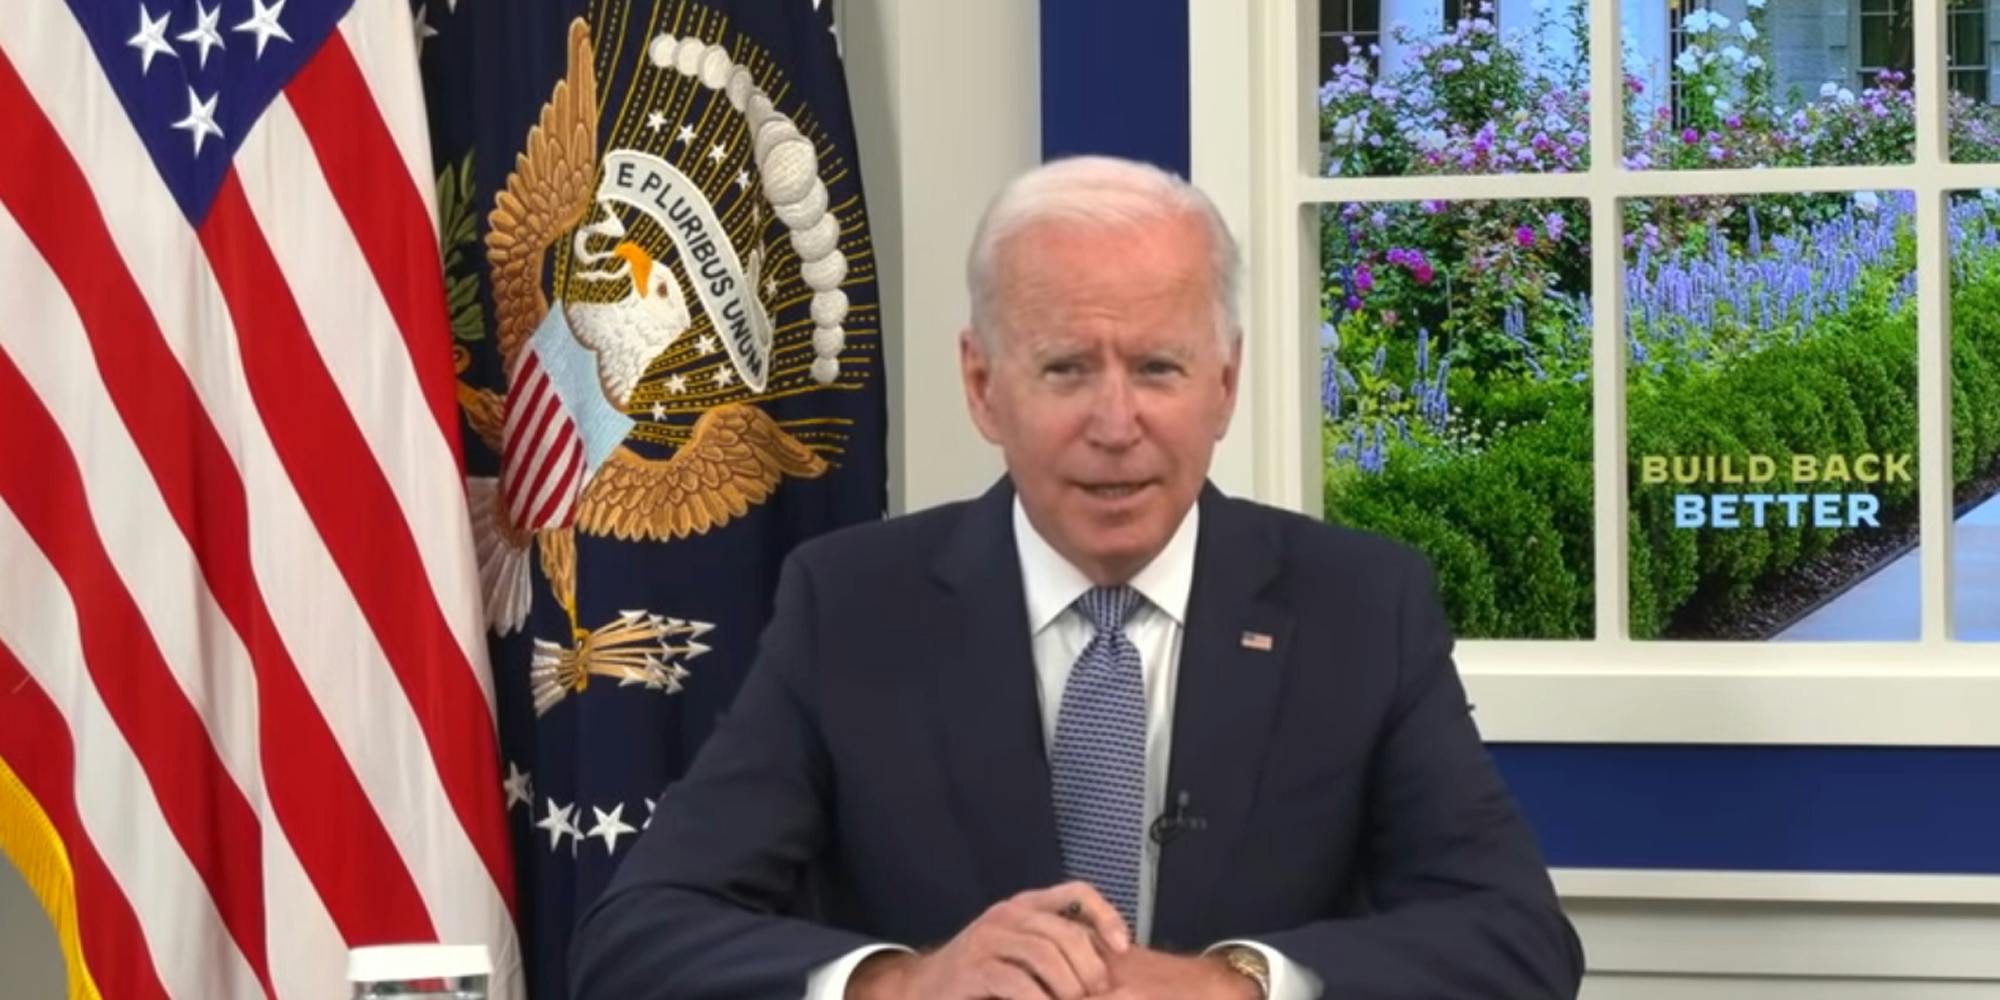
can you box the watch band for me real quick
[1218,944,1272,998]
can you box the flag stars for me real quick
[644,798,658,830]
[663,374,688,395]
[735,169,750,191]
[586,804,639,854]
[177,2,226,70]
[649,401,667,422]
[172,86,224,155]
[708,142,728,164]
[646,110,668,132]
[413,3,439,53]
[675,124,697,146]
[127,5,178,76]
[234,0,294,59]
[714,366,736,389]
[763,275,779,298]
[502,762,533,811]
[535,798,581,853]
[697,333,719,356]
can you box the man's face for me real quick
[962,211,1240,584]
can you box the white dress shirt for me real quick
[803,499,1321,999]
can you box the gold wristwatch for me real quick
[1216,944,1272,998]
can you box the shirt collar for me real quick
[1013,494,1199,634]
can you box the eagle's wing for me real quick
[485,17,601,370]
[575,403,829,542]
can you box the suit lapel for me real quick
[929,479,1066,903]
[1151,487,1292,950]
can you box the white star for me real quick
[646,110,668,132]
[649,401,667,421]
[714,366,736,389]
[176,2,226,70]
[708,142,728,164]
[234,0,293,59]
[502,762,532,811]
[413,3,439,54]
[127,5,178,76]
[663,374,688,395]
[535,798,579,852]
[735,169,750,191]
[171,87,224,156]
[697,333,719,355]
[644,798,658,830]
[586,804,639,854]
[762,275,778,298]
[676,124,697,146]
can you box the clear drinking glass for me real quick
[347,944,491,1000]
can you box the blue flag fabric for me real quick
[416,2,885,994]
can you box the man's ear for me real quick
[960,328,1003,444]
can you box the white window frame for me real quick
[1192,0,2000,748]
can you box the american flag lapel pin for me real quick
[1240,630,1274,652]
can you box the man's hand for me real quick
[846,881,1130,1000]
[1097,946,1260,1000]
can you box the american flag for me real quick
[0,1,521,997]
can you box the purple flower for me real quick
[1546,211,1567,242]
[1725,115,1743,129]
[1355,266,1375,292]
[1414,262,1435,284]
[1347,295,1363,311]
[1516,226,1536,248]
[1682,128,1700,144]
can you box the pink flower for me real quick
[1414,263,1436,284]
[1515,226,1536,247]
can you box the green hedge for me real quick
[1326,262,2000,640]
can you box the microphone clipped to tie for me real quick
[1149,790,1206,846]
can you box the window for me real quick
[1667,0,1714,127]
[1858,0,1986,101]
[1319,0,1381,82]
[1857,0,1916,88]
[1951,0,1989,101]
[1197,0,2000,745]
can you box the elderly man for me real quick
[571,156,1583,999]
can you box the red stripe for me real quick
[529,436,585,528]
[503,374,558,502]
[0,52,439,950]
[200,176,518,910]
[0,642,173,1000]
[519,408,581,527]
[501,353,543,443]
[0,347,274,998]
[283,32,461,472]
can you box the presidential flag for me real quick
[0,1,521,998]
[416,1,886,994]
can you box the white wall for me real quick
[840,0,1040,514]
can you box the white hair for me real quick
[965,155,1242,352]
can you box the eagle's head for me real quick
[567,240,694,406]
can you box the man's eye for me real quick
[1140,359,1184,376]
[1044,360,1085,377]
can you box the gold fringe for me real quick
[0,754,104,1000]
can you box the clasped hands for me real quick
[846,881,1256,1000]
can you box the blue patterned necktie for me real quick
[1049,585,1147,931]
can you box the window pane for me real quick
[1953,69,1989,104]
[1318,0,1589,177]
[1318,199,1593,639]
[1950,193,2000,641]
[1625,192,1919,640]
[1626,2,1914,169]
[1951,11,1985,63]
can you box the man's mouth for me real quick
[1080,481,1150,499]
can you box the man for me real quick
[571,156,1584,999]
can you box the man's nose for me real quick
[1085,373,1142,449]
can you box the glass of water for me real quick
[347,944,490,1000]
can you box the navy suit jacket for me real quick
[572,481,1583,999]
